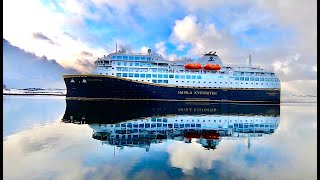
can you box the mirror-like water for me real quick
[3,96,317,180]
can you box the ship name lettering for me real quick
[194,91,217,95]
[178,91,193,95]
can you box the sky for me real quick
[3,0,317,93]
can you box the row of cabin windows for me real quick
[115,120,277,127]
[115,123,202,128]
[116,73,279,82]
[173,81,275,86]
[112,56,152,61]
[116,62,152,67]
[234,72,275,76]
[113,123,277,129]
[235,77,279,82]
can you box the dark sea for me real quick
[3,95,317,180]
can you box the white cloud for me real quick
[3,0,107,73]
[170,15,237,60]
[155,41,166,56]
[140,46,150,53]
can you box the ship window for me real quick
[186,75,191,79]
[152,80,157,83]
[180,75,185,79]
[152,74,157,78]
[146,74,151,78]
[140,74,145,78]
[129,56,134,60]
[265,78,269,81]
[134,74,139,77]
[197,75,202,79]
[129,73,133,77]
[117,56,122,60]
[192,75,196,79]
[271,78,275,82]
[164,80,168,83]
[175,75,179,79]
[240,77,244,81]
[123,56,128,60]
[117,62,121,66]
[158,80,163,83]
[123,62,127,66]
[260,78,264,81]
[141,57,146,60]
[169,74,174,78]
[116,73,121,77]
[255,77,259,81]
[164,74,168,78]
[135,57,140,60]
[111,56,116,60]
[250,77,254,81]
[146,57,151,61]
[123,73,128,77]
[235,77,239,80]
[158,74,163,78]
[245,77,249,81]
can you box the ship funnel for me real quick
[246,54,252,67]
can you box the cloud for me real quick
[3,0,317,88]
[80,51,93,57]
[140,46,150,53]
[170,15,238,60]
[155,41,166,56]
[75,59,95,74]
[33,32,59,45]
[3,39,80,88]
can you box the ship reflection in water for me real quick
[62,100,280,152]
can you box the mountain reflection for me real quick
[62,100,280,151]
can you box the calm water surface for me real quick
[3,96,317,180]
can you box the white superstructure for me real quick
[91,50,281,90]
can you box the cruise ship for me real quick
[62,100,280,151]
[63,49,281,103]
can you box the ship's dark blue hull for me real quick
[63,75,280,103]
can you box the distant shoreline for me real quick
[3,93,66,96]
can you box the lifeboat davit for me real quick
[184,63,202,69]
[203,64,221,71]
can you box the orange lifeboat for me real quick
[202,132,220,140]
[184,132,201,139]
[184,63,202,70]
[203,64,221,71]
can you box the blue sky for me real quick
[3,0,317,89]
